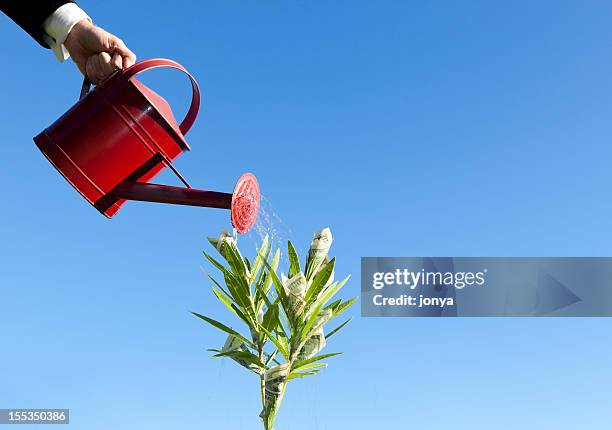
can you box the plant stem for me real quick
[260,374,266,408]
[259,347,266,409]
[259,346,269,430]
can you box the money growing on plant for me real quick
[193,228,356,430]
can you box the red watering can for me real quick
[33,58,260,233]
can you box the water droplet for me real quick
[241,195,295,255]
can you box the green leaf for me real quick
[223,240,249,279]
[325,319,351,339]
[287,241,301,278]
[250,234,269,286]
[287,370,321,380]
[243,255,251,273]
[262,249,281,297]
[277,328,290,356]
[275,308,289,338]
[305,258,336,303]
[205,252,252,316]
[255,249,281,315]
[264,350,278,366]
[307,275,350,322]
[222,271,255,321]
[192,312,255,348]
[258,324,289,359]
[333,297,357,318]
[208,275,233,301]
[263,259,291,318]
[211,286,237,315]
[293,362,327,372]
[324,299,342,312]
[253,245,273,313]
[213,350,267,369]
[292,352,342,371]
[225,249,252,294]
[213,253,254,318]
[212,287,253,329]
[257,281,274,311]
[204,252,228,274]
[300,279,346,343]
[262,303,279,333]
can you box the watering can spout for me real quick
[112,182,233,209]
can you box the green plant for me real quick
[193,228,356,430]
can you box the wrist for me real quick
[42,3,92,62]
[68,18,94,37]
[65,18,93,46]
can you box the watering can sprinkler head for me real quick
[33,58,260,233]
[230,173,260,234]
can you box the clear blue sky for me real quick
[2,1,612,429]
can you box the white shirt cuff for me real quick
[42,3,92,62]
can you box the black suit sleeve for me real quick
[0,0,75,48]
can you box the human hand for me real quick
[64,19,136,84]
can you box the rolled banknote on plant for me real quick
[297,327,326,360]
[317,255,335,288]
[222,335,262,374]
[208,230,250,276]
[284,272,307,316]
[261,363,291,425]
[265,363,290,397]
[305,228,333,279]
[297,308,333,360]
[208,230,237,259]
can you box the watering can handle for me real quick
[79,58,201,135]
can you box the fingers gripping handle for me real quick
[78,58,201,135]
